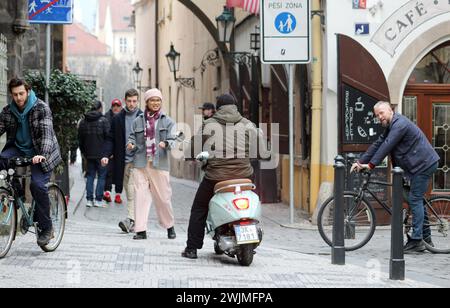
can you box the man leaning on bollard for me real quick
[350,101,440,254]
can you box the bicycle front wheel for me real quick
[0,188,17,259]
[424,196,450,254]
[40,184,67,253]
[318,192,376,251]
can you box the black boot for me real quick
[167,227,176,239]
[404,238,426,254]
[37,228,54,247]
[181,247,197,259]
[133,231,147,240]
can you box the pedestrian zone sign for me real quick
[261,0,311,64]
[28,0,74,24]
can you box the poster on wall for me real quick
[342,84,385,144]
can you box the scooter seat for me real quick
[214,179,255,193]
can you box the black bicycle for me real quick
[0,157,67,258]
[317,169,450,253]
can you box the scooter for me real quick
[196,151,263,266]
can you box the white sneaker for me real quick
[94,200,107,208]
[86,200,94,208]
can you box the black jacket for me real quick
[103,109,142,187]
[78,111,110,159]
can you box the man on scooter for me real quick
[182,94,267,259]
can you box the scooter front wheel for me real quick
[237,244,254,266]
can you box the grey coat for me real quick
[127,111,176,171]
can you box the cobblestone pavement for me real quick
[0,163,447,288]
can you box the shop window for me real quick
[403,96,417,124]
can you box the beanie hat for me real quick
[216,94,236,110]
[144,88,163,103]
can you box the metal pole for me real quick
[289,64,295,225]
[390,167,405,280]
[332,157,346,265]
[45,24,51,104]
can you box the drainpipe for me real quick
[309,0,323,213]
[155,0,159,88]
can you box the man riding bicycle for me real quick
[351,101,439,254]
[0,78,62,247]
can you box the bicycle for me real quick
[0,157,67,258]
[317,169,450,253]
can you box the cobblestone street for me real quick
[0,163,448,288]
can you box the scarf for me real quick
[144,109,161,158]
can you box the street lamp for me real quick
[132,61,143,90]
[216,6,236,44]
[165,44,195,89]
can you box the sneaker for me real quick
[115,194,123,204]
[103,191,112,203]
[37,228,54,247]
[118,218,134,233]
[181,247,197,259]
[167,227,176,239]
[94,200,106,208]
[133,231,147,240]
[424,236,435,248]
[86,200,94,208]
[404,239,426,254]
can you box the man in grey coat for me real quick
[352,101,440,254]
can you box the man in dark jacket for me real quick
[78,100,110,208]
[102,89,142,233]
[0,78,62,247]
[182,94,268,259]
[103,98,123,203]
[351,101,440,254]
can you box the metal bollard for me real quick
[332,158,346,265]
[390,167,405,280]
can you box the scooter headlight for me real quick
[233,198,250,210]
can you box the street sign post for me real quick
[260,0,311,224]
[28,0,74,103]
[260,0,311,64]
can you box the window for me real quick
[408,44,450,84]
[120,38,127,53]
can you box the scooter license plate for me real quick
[234,225,259,244]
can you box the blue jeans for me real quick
[0,146,52,231]
[86,159,107,202]
[408,162,438,240]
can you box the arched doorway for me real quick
[403,42,450,194]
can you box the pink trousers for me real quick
[133,162,174,233]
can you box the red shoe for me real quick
[103,191,112,203]
[115,194,123,204]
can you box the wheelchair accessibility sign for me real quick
[261,0,311,64]
[28,0,74,24]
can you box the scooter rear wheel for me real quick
[237,244,254,266]
[214,242,224,255]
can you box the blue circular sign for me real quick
[275,12,297,34]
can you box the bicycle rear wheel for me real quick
[424,196,450,254]
[40,184,67,253]
[318,192,376,251]
[0,188,16,259]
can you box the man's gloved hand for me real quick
[196,151,210,162]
